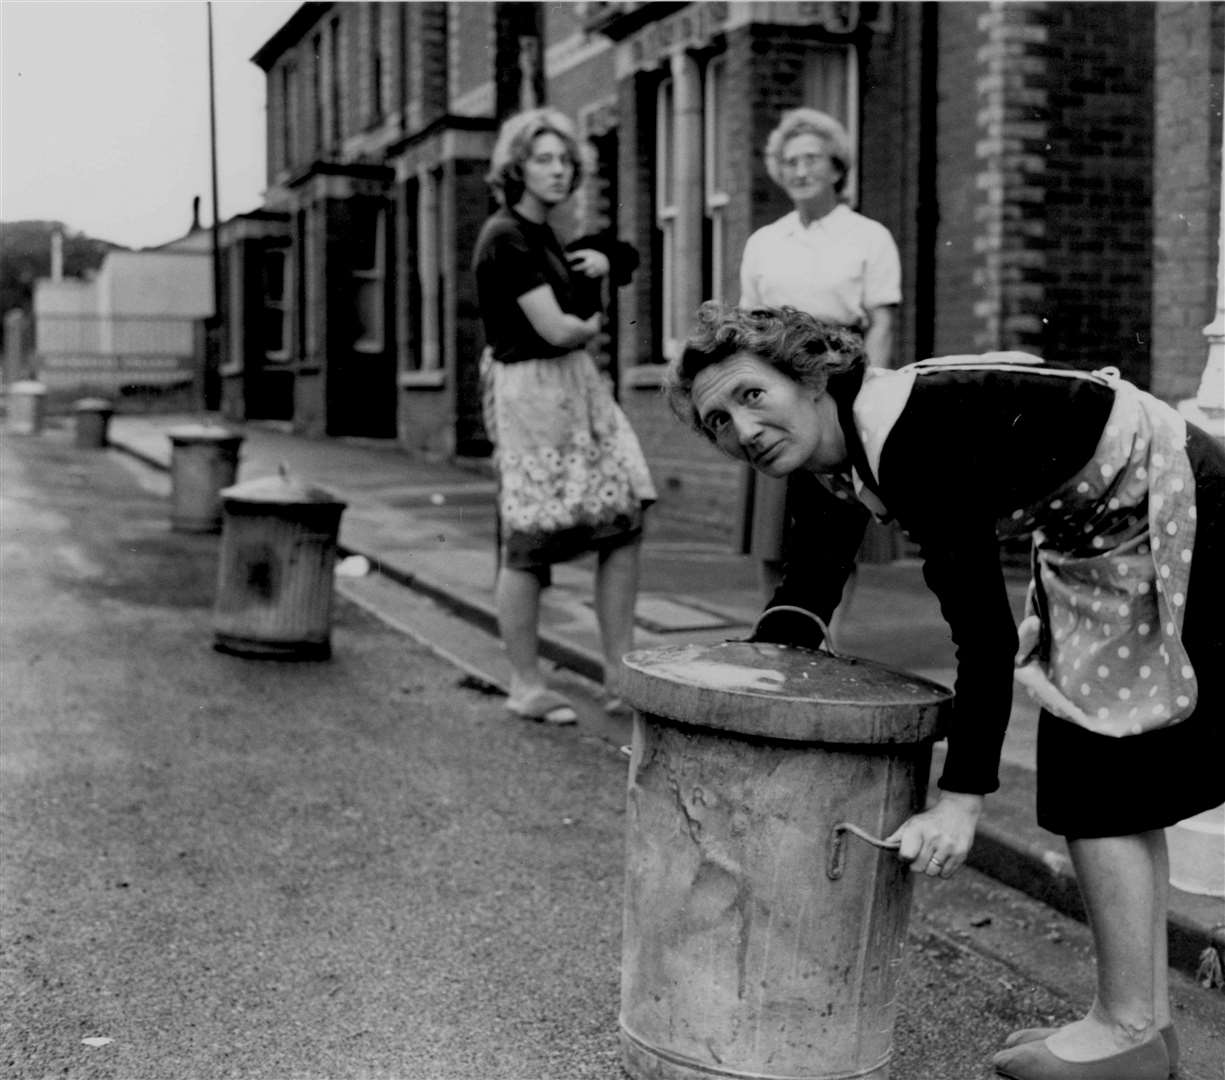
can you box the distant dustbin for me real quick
[618,630,952,1080]
[212,474,347,661]
[73,397,114,449]
[168,425,244,533]
[6,380,47,435]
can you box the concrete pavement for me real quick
[103,411,1225,985]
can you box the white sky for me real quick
[1,0,301,250]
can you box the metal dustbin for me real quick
[168,424,244,533]
[7,380,47,435]
[618,637,952,1080]
[212,474,347,661]
[73,397,114,448]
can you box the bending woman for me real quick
[472,107,656,725]
[665,303,1223,1080]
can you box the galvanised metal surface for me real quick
[620,641,952,1080]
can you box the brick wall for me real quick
[932,2,1157,384]
[1151,1,1224,404]
[453,159,493,456]
[451,2,495,103]
[408,2,450,130]
[1041,1,1154,385]
[615,71,659,372]
[933,2,990,357]
[621,381,743,544]
[969,1,1052,356]
[614,12,928,540]
[855,7,925,365]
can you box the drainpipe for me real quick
[1178,100,1224,442]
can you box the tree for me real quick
[0,221,125,351]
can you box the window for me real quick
[352,206,386,353]
[804,47,859,203]
[653,54,721,362]
[703,56,728,304]
[655,77,678,359]
[328,18,342,148]
[369,2,384,124]
[280,63,295,171]
[311,34,323,155]
[262,247,291,362]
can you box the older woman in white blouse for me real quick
[738,107,901,595]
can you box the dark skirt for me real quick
[1036,424,1225,838]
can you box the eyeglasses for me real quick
[779,152,830,174]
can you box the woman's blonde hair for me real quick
[485,107,585,208]
[764,107,854,197]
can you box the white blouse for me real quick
[738,204,901,327]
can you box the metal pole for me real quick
[205,0,222,410]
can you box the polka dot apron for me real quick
[848,355,1199,738]
[1009,373,1198,736]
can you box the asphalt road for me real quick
[2,425,1221,1080]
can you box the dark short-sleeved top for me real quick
[757,366,1116,797]
[472,208,577,365]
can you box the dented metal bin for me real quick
[618,639,952,1080]
[7,380,47,435]
[212,474,346,661]
[168,425,243,533]
[73,398,114,449]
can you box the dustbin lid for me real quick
[620,640,952,744]
[9,380,46,394]
[168,423,243,445]
[220,473,345,508]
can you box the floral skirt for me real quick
[481,350,656,580]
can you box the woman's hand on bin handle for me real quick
[886,791,983,879]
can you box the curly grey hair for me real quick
[665,302,865,441]
[764,107,853,197]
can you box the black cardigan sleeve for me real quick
[905,513,1019,795]
[751,472,870,649]
[876,402,1022,796]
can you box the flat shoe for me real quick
[601,695,632,718]
[993,1032,1168,1080]
[1004,1026,1178,1077]
[505,688,577,726]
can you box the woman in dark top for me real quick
[472,107,655,725]
[665,303,1223,1080]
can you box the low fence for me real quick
[25,314,206,411]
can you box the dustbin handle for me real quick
[826,821,902,880]
[751,606,843,659]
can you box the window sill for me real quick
[621,364,668,391]
[398,370,446,389]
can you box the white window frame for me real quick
[655,77,678,360]
[263,246,291,362]
[803,46,860,205]
[353,206,386,354]
[703,55,729,305]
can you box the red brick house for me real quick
[227,1,1222,545]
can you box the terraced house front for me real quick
[213,0,1222,548]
